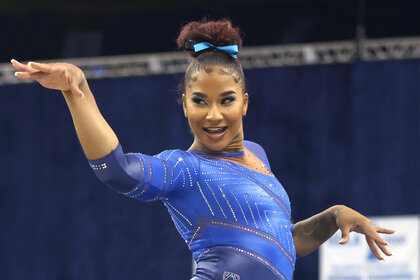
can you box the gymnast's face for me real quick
[182,66,248,153]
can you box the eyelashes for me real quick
[192,97,206,105]
[221,97,236,104]
[191,96,236,105]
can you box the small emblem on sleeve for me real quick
[90,163,107,170]
[223,271,240,280]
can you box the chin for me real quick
[199,134,233,152]
[196,129,242,153]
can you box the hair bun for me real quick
[177,18,243,58]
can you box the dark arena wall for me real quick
[2,0,420,62]
[1,59,419,279]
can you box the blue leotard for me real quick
[88,140,296,280]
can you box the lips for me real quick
[203,126,228,140]
[203,127,227,133]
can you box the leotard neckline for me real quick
[188,150,274,177]
[188,150,245,157]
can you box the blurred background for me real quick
[1,0,419,279]
[1,0,420,61]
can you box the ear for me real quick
[242,93,249,116]
[182,93,188,118]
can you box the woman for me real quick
[12,19,394,280]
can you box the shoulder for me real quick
[154,149,200,189]
[244,140,271,170]
[244,140,266,153]
[154,149,186,161]
[154,149,200,168]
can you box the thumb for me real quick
[339,227,351,245]
[69,76,84,98]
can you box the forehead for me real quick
[186,67,243,95]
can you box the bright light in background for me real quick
[320,216,420,280]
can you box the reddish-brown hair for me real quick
[176,18,246,91]
[177,18,243,57]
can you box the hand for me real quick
[334,205,395,260]
[11,59,86,98]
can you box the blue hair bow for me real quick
[192,42,239,58]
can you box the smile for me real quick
[203,126,228,140]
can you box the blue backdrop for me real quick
[1,59,419,280]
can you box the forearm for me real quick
[293,205,342,256]
[62,80,119,160]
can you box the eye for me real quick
[192,97,207,105]
[221,96,236,104]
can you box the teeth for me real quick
[204,127,225,133]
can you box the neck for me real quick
[189,131,245,154]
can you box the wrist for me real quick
[328,205,346,230]
[332,204,347,216]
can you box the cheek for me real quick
[186,106,205,128]
[224,106,244,125]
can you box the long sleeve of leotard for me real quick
[87,143,200,201]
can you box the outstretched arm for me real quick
[11,59,199,202]
[292,205,395,260]
[11,59,118,159]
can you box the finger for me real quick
[377,241,393,256]
[67,73,84,98]
[70,81,84,98]
[11,59,36,72]
[339,227,351,244]
[11,59,26,71]
[375,226,396,235]
[15,71,48,80]
[27,61,53,73]
[365,227,388,246]
[366,235,384,260]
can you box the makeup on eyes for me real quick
[191,90,237,97]
[191,91,237,105]
[192,97,206,104]
[221,96,236,104]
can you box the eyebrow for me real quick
[192,91,237,98]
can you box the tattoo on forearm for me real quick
[293,215,334,242]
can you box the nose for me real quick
[206,104,223,122]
